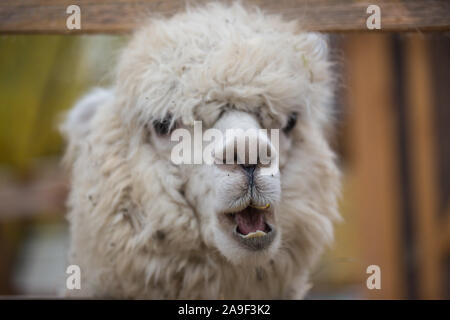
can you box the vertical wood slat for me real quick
[344,34,404,299]
[405,35,442,299]
[441,206,450,254]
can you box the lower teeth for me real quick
[241,230,267,238]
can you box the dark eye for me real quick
[152,114,175,136]
[283,112,298,134]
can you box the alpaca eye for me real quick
[283,112,298,134]
[152,114,175,136]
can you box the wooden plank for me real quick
[344,34,405,299]
[0,0,449,34]
[405,34,442,299]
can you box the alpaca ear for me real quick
[295,32,329,62]
[61,87,113,143]
[293,32,331,85]
[293,33,334,130]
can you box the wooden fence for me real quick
[0,0,449,33]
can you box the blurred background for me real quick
[0,33,448,299]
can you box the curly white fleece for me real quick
[61,2,340,299]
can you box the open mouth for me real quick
[223,204,276,251]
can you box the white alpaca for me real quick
[61,2,340,299]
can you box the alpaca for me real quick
[61,2,340,299]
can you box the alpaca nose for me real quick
[213,110,279,176]
[240,164,257,176]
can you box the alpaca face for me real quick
[143,105,302,264]
[108,3,338,268]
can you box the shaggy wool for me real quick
[61,2,340,299]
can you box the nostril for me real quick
[240,164,257,175]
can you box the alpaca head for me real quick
[91,3,339,267]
